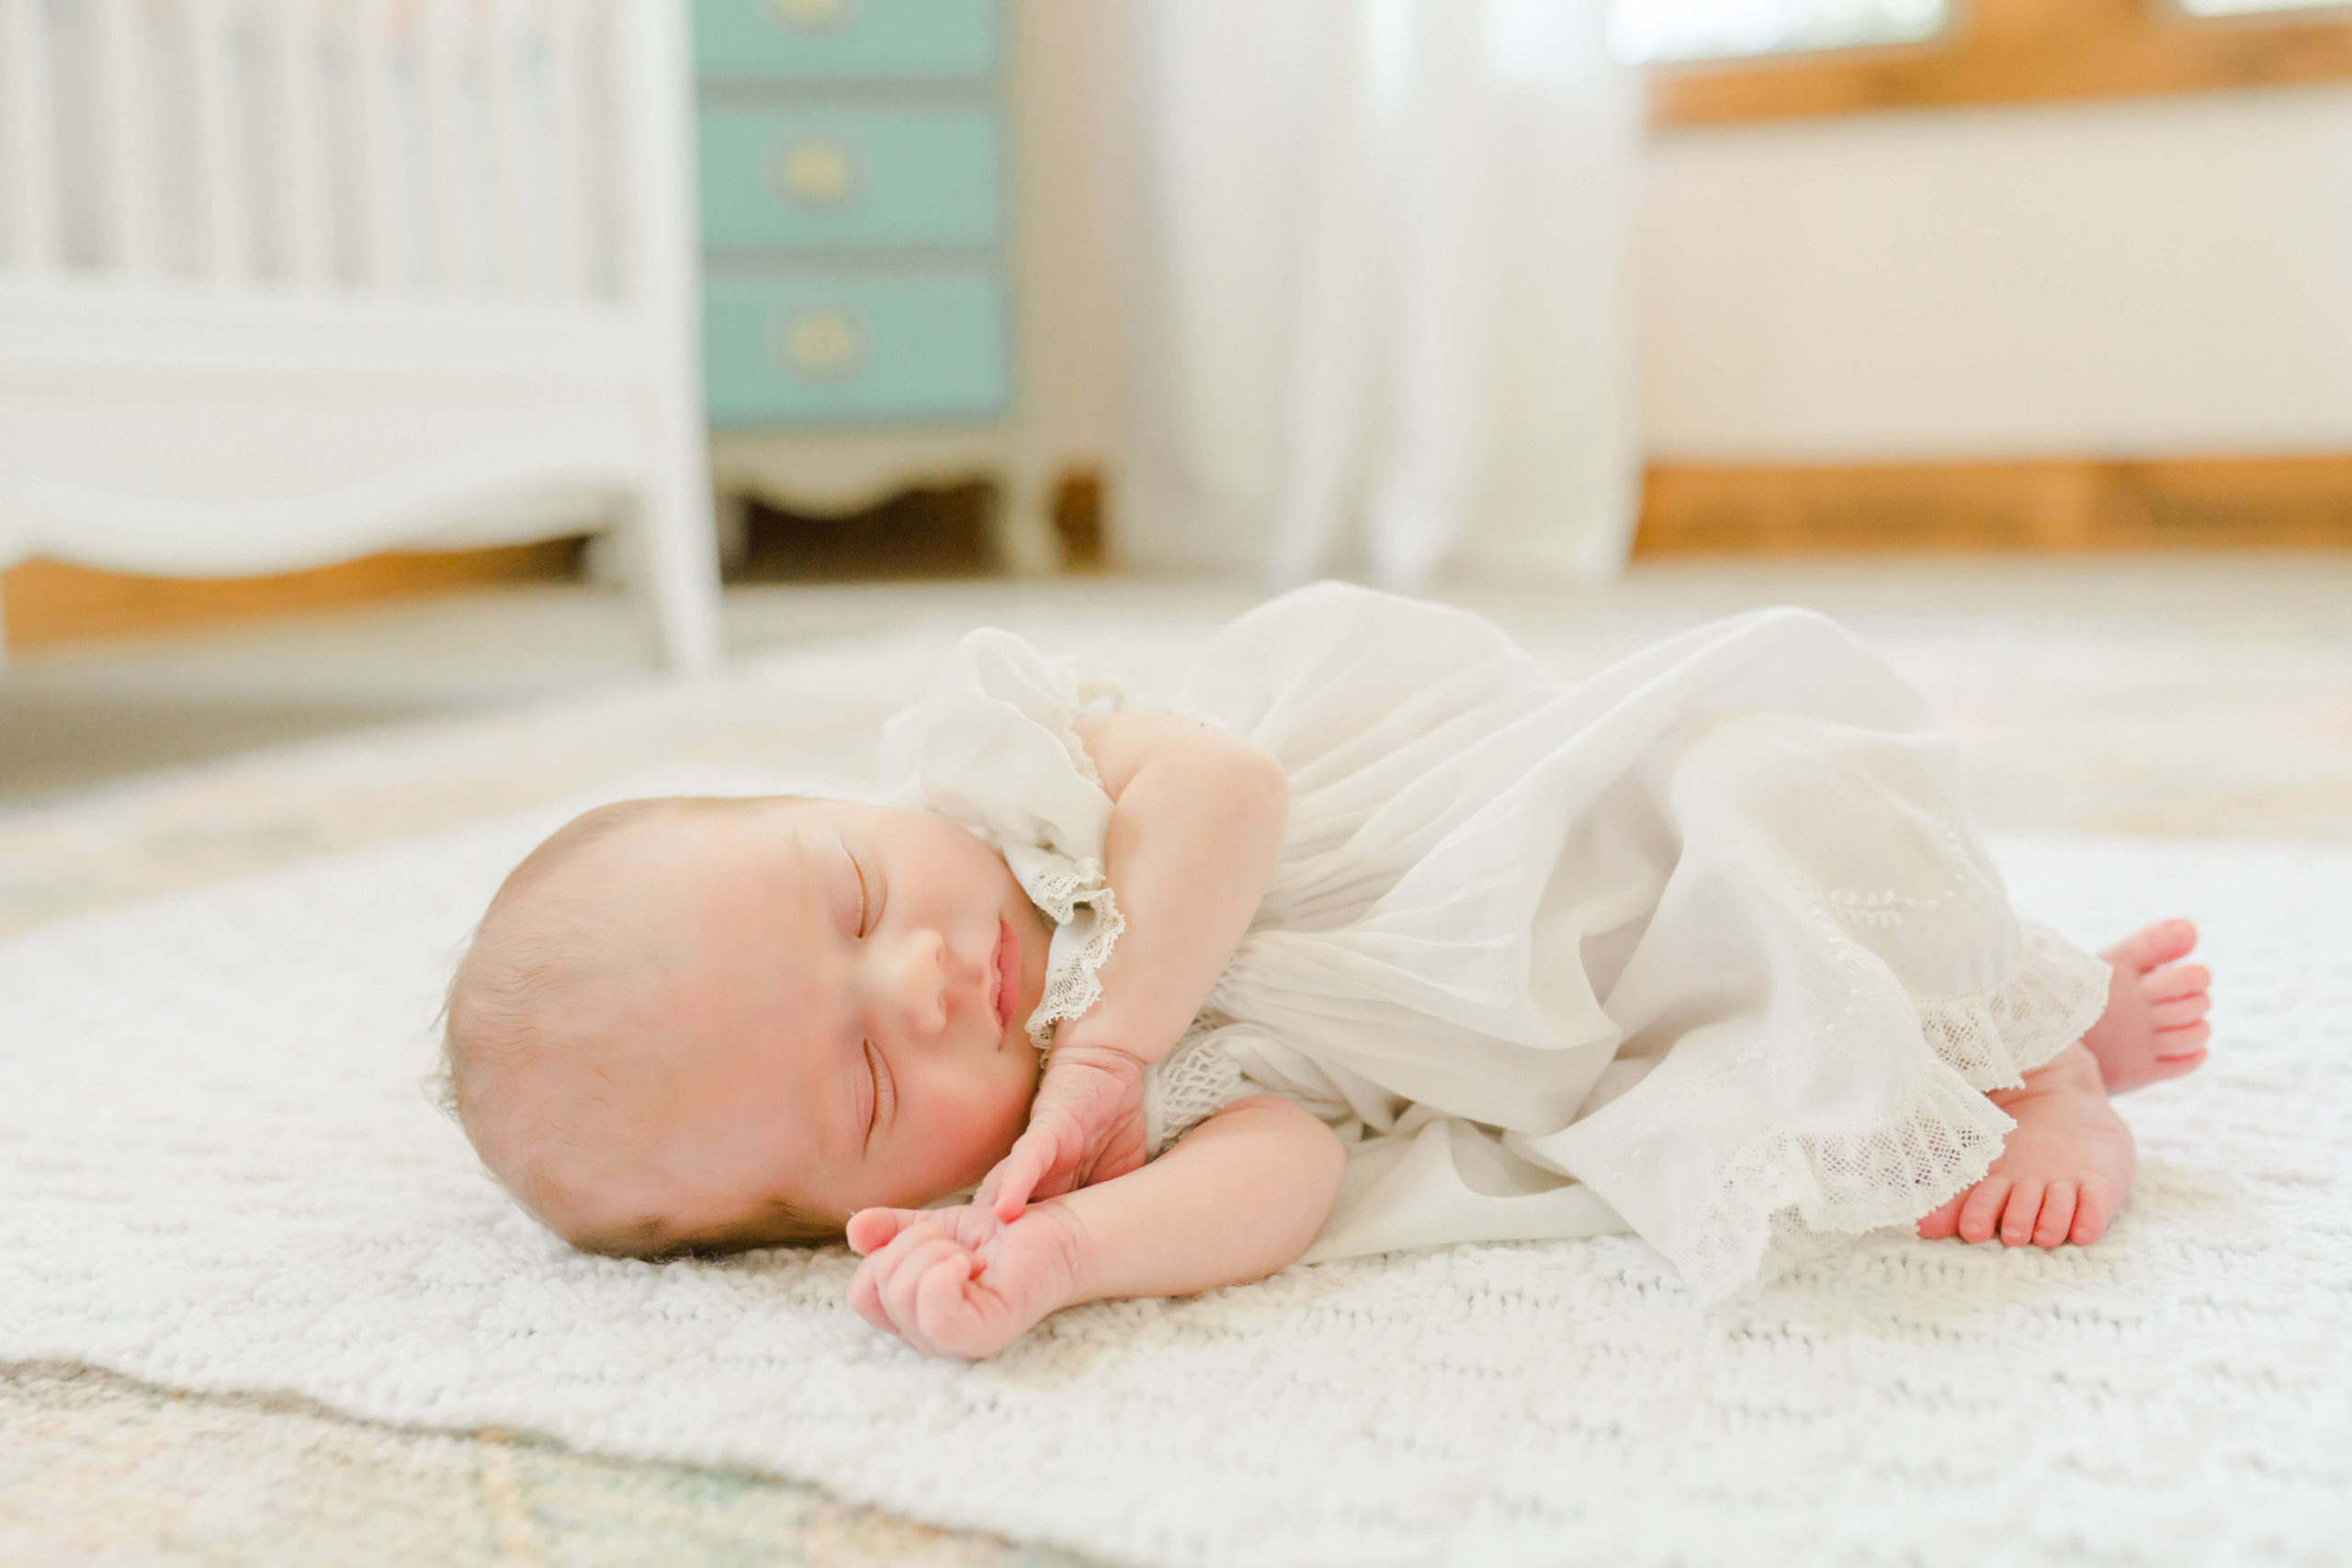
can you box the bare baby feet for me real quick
[1916,1041,2136,1247]
[2082,919,2214,1093]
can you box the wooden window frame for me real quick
[1652,0,2352,126]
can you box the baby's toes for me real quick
[2149,992,2211,1030]
[2148,963,2211,1002]
[2152,1021,2212,1080]
[1957,1176,2013,1245]
[1998,1180,2046,1247]
[2070,1176,2118,1246]
[2106,919,2198,976]
[2157,1016,2211,1048]
[2031,1181,2077,1247]
[1916,1194,1964,1241]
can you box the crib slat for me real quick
[93,0,160,274]
[0,0,60,268]
[187,0,251,280]
[270,0,332,285]
[348,0,400,288]
[417,0,471,294]
[482,0,527,296]
[543,0,594,299]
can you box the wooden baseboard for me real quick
[1634,455,2352,557]
[1,538,584,652]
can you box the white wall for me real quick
[1642,83,2352,462]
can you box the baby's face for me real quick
[527,797,1051,1248]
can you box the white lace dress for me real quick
[878,582,2109,1302]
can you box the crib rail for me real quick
[0,0,622,300]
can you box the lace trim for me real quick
[1594,921,2109,1303]
[1143,1021,1249,1156]
[1646,921,2107,1297]
[1671,1068,2018,1303]
[1024,854,1108,927]
[1024,884,1125,1058]
[1917,919,2111,1093]
[1014,694,1130,1060]
[1051,661,1123,795]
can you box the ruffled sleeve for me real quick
[878,629,1127,1055]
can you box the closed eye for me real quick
[850,852,872,938]
[864,1038,894,1145]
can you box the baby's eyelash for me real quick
[864,1039,893,1142]
[852,855,871,937]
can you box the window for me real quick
[2177,0,2352,14]
[1644,0,2352,124]
[1607,0,1950,65]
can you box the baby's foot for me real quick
[2082,919,2212,1093]
[1916,1041,2136,1247]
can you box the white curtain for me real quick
[1115,0,1645,589]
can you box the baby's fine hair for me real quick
[430,795,680,1123]
[434,795,839,1257]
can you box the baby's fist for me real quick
[845,1201,1091,1360]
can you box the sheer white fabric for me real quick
[882,583,2110,1301]
[1120,0,1645,588]
[877,631,1128,1057]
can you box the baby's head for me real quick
[439,794,1049,1257]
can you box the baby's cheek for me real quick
[950,1080,1029,1187]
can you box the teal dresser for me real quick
[692,0,1050,569]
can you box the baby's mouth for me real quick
[992,917,1017,1035]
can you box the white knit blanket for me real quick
[3,784,2346,1568]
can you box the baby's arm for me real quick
[1065,709,1288,1067]
[850,1096,1343,1360]
[979,710,1287,1217]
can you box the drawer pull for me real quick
[776,307,867,378]
[771,138,859,207]
[763,0,857,31]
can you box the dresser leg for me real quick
[713,489,752,575]
[994,461,1061,577]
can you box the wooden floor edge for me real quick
[6,455,2347,650]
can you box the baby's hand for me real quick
[844,1201,1091,1360]
[973,1039,1149,1223]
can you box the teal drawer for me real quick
[693,0,997,82]
[698,106,1000,253]
[704,272,1008,425]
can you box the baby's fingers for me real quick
[849,1217,956,1337]
[912,1252,989,1360]
[846,1207,933,1256]
[882,1237,971,1344]
[847,1257,890,1334]
[981,1133,1055,1223]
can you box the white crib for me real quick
[0,0,720,671]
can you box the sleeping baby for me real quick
[436,583,2214,1359]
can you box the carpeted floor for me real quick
[3,558,2348,1565]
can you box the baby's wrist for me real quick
[1052,1008,1169,1070]
[1025,1197,1102,1309]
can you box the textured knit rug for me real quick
[3,774,2346,1568]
